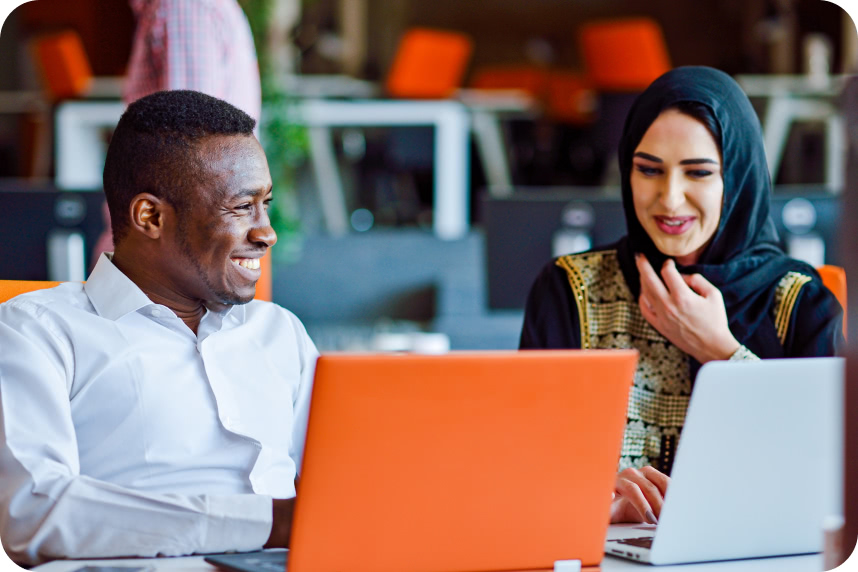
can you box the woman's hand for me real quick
[636,254,740,363]
[611,466,670,524]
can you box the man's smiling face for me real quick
[164,134,276,307]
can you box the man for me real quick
[0,90,313,565]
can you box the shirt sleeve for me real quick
[519,261,582,349]
[728,345,761,361]
[163,0,224,96]
[285,311,320,477]
[0,301,272,565]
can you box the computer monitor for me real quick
[0,185,107,281]
[481,186,842,310]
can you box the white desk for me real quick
[29,552,822,572]
[736,74,848,192]
[55,100,125,190]
[297,91,534,240]
[298,99,471,240]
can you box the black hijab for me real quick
[615,66,819,366]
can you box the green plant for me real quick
[239,0,308,262]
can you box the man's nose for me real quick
[249,216,278,248]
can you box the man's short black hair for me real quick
[103,90,257,242]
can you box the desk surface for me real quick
[29,552,821,572]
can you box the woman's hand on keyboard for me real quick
[610,466,670,524]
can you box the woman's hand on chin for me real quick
[636,254,740,363]
[611,466,670,524]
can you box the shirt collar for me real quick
[85,254,157,321]
[85,253,246,323]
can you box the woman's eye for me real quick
[635,164,661,176]
[687,170,714,178]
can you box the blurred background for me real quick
[0,0,854,351]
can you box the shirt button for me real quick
[151,307,163,318]
[223,416,234,429]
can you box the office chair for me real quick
[385,28,474,99]
[0,275,272,304]
[817,264,847,338]
[0,280,62,304]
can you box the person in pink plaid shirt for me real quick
[124,0,261,120]
[93,0,262,263]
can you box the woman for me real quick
[519,66,843,526]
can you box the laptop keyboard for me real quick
[610,536,653,549]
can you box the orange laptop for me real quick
[208,349,636,572]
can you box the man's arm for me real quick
[0,301,273,565]
[264,499,295,548]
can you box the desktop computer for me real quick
[0,185,107,281]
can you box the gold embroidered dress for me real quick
[549,249,813,472]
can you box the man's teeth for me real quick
[235,258,260,270]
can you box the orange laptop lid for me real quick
[289,349,636,572]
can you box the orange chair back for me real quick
[579,18,671,91]
[256,251,273,302]
[0,260,271,305]
[385,28,473,99]
[32,30,93,100]
[817,264,847,338]
[470,66,595,124]
[0,280,62,304]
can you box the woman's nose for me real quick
[659,174,685,211]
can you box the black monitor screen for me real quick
[0,187,107,281]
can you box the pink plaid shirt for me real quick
[124,0,261,122]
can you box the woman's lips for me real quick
[654,216,696,235]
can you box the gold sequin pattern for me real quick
[555,250,808,472]
[774,272,812,344]
[556,250,691,471]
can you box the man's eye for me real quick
[263,199,272,210]
[236,203,252,210]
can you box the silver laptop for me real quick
[605,357,844,565]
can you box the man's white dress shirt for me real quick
[0,255,318,564]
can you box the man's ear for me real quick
[129,193,166,239]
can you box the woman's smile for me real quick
[631,109,724,265]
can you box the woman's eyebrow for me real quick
[633,151,662,163]
[679,158,719,165]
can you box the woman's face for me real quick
[631,108,724,266]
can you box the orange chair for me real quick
[0,271,272,305]
[0,280,62,304]
[31,30,93,101]
[385,28,473,99]
[817,264,847,338]
[257,252,273,302]
[578,18,671,92]
[470,65,596,124]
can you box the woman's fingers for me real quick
[614,477,652,523]
[659,259,689,297]
[641,465,671,498]
[682,272,717,298]
[615,468,667,522]
[636,254,670,304]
